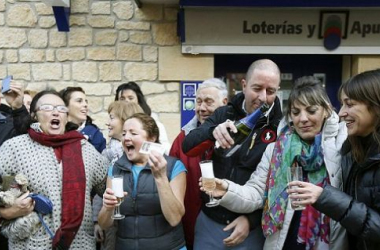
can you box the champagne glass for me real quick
[287,166,306,210]
[199,160,219,207]
[111,175,125,220]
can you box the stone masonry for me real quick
[0,0,181,142]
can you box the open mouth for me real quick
[125,145,135,152]
[50,119,61,128]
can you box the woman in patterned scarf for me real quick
[206,76,348,250]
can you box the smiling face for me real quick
[195,87,227,124]
[122,118,155,165]
[119,89,138,104]
[35,94,68,135]
[290,101,327,142]
[339,91,376,137]
[242,68,280,114]
[107,111,123,140]
[67,91,88,125]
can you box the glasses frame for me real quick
[37,104,69,113]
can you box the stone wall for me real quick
[0,0,181,142]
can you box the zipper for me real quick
[246,132,257,156]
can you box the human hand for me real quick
[148,150,167,180]
[223,215,250,247]
[94,223,104,242]
[199,177,228,198]
[0,191,34,220]
[212,120,237,149]
[288,181,323,206]
[3,81,24,110]
[102,188,127,211]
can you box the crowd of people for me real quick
[1,60,380,250]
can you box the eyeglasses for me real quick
[37,104,69,113]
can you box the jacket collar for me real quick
[114,153,150,172]
[182,115,199,136]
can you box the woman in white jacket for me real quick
[210,76,348,250]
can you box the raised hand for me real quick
[212,119,237,149]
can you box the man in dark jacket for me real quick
[182,59,282,249]
[0,81,28,147]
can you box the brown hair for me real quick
[339,69,380,162]
[126,113,160,143]
[108,101,144,125]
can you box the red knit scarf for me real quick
[28,128,86,250]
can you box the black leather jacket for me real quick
[314,140,380,250]
[182,93,282,228]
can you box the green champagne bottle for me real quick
[216,103,269,157]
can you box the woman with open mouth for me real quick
[60,87,106,153]
[93,101,144,250]
[0,90,108,250]
[98,113,187,250]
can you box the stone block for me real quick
[0,28,27,48]
[112,1,133,20]
[72,62,97,82]
[116,21,150,30]
[99,62,121,82]
[166,82,179,92]
[68,28,92,47]
[49,82,75,92]
[6,50,18,63]
[46,49,55,62]
[140,81,165,95]
[0,0,5,12]
[28,29,48,48]
[0,51,3,63]
[95,30,117,45]
[152,23,179,46]
[91,2,110,15]
[87,96,103,113]
[7,4,37,27]
[90,111,108,130]
[0,65,6,79]
[24,81,47,92]
[147,92,178,112]
[35,3,53,15]
[20,49,45,62]
[119,31,129,42]
[63,64,70,80]
[32,63,62,80]
[56,48,85,61]
[8,64,31,80]
[124,63,157,81]
[49,30,67,47]
[0,13,4,25]
[39,16,55,28]
[135,4,162,21]
[117,44,141,61]
[87,47,115,61]
[130,31,151,44]
[104,96,114,110]
[143,46,157,62]
[70,15,86,26]
[88,16,115,28]
[71,0,89,14]
[80,82,112,96]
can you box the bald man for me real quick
[183,59,283,250]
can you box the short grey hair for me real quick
[197,78,228,100]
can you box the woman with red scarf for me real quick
[0,90,108,250]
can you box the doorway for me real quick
[215,54,343,111]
